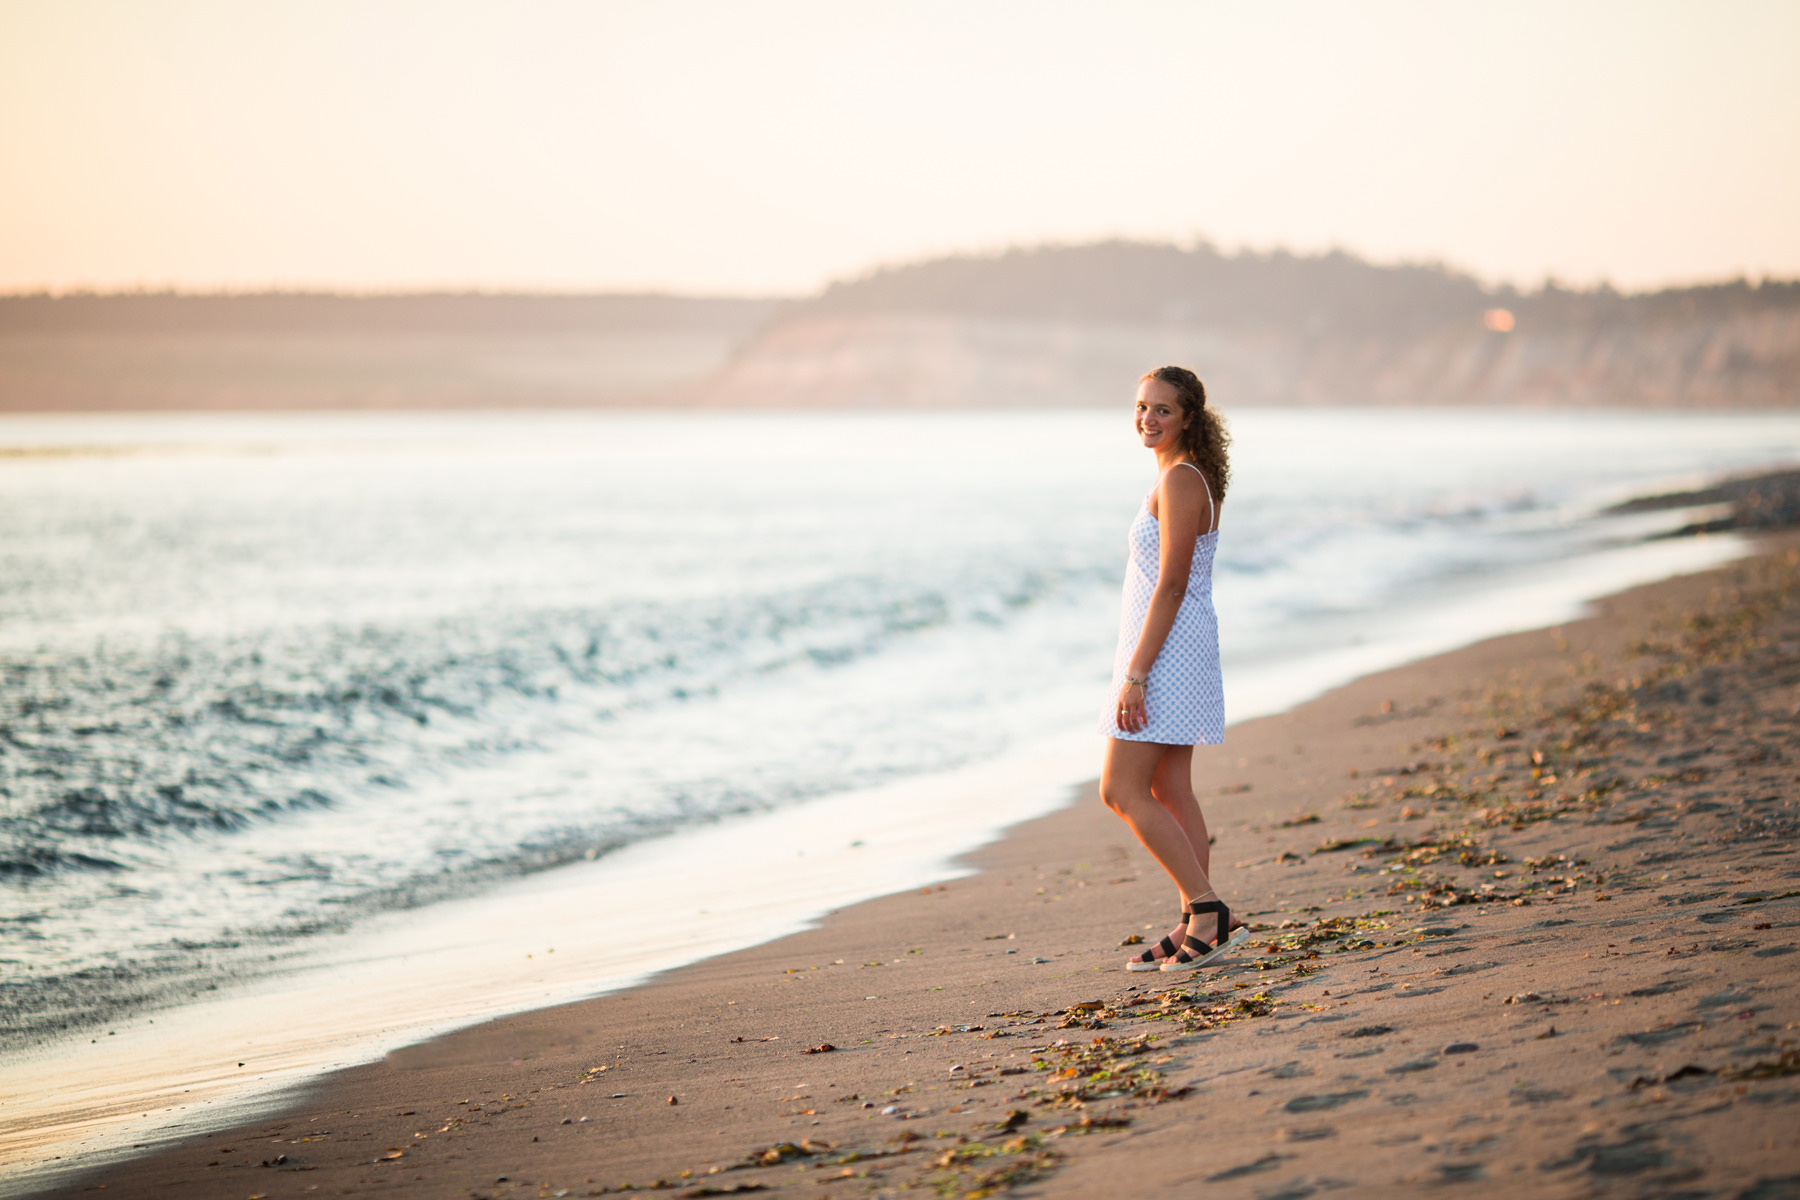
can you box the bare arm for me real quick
[1115,466,1213,733]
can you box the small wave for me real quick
[0,844,128,878]
[0,568,1085,880]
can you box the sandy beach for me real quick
[31,537,1800,1199]
[9,5,1799,1196]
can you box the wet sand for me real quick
[36,539,1800,1199]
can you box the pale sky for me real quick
[2,0,1796,296]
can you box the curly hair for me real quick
[1142,365,1230,503]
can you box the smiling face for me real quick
[1134,376,1189,452]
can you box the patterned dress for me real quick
[1098,463,1225,745]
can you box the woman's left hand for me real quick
[1115,680,1147,733]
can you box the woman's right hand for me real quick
[1114,679,1147,733]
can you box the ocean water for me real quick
[2,407,1797,1039]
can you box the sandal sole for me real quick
[1158,926,1251,972]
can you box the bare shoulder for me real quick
[1157,463,1219,531]
[1158,462,1212,502]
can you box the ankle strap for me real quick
[1185,897,1230,946]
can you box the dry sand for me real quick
[38,541,1800,1199]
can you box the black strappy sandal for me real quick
[1160,895,1249,972]
[1125,909,1189,972]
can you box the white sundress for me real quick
[1098,462,1225,746]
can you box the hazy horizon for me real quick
[3,1,1797,297]
[6,237,1796,305]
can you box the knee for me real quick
[1101,777,1153,819]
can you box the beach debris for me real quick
[802,1043,836,1054]
[668,1095,679,1104]
[1740,890,1800,905]
[914,1134,1061,1197]
[1629,1064,1713,1089]
[684,978,1276,1198]
[1726,1050,1800,1080]
[677,1185,770,1197]
[1313,836,1382,854]
[1120,934,1144,946]
[744,1139,833,1166]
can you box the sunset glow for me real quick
[1,0,1797,295]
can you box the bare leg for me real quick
[1148,744,1210,878]
[1149,746,1241,934]
[1101,739,1215,904]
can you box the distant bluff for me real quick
[700,242,1800,409]
[4,246,1795,411]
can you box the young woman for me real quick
[1100,366,1247,973]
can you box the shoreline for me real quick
[24,534,1800,1198]
[0,738,1094,1182]
[0,519,1755,1186]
